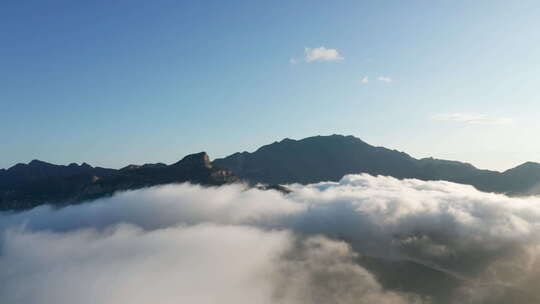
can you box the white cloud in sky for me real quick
[377,76,392,83]
[432,113,513,124]
[304,46,344,62]
[360,76,394,85]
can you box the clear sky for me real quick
[2,0,539,171]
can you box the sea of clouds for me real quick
[2,174,540,304]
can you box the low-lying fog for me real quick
[2,174,540,304]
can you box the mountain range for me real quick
[2,134,539,211]
[214,135,540,195]
[0,152,236,211]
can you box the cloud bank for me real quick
[2,175,540,303]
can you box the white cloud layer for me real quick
[304,46,344,62]
[432,113,513,124]
[2,175,540,303]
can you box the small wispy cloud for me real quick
[289,58,298,64]
[304,46,344,62]
[432,113,513,124]
[377,76,392,83]
[359,75,394,85]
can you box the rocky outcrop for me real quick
[173,152,212,169]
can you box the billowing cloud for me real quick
[1,224,291,304]
[2,174,540,303]
[304,46,344,62]
[361,76,369,84]
[432,113,513,124]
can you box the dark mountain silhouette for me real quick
[0,152,237,211]
[3,134,540,211]
[213,134,540,195]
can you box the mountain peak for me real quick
[504,161,540,174]
[517,161,540,168]
[280,137,295,143]
[213,134,409,184]
[255,134,369,155]
[173,152,212,169]
[121,164,141,171]
[80,162,93,169]
[28,159,51,167]
[7,160,52,171]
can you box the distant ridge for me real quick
[3,134,540,211]
[213,134,540,195]
[0,152,237,211]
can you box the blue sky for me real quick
[2,0,539,171]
